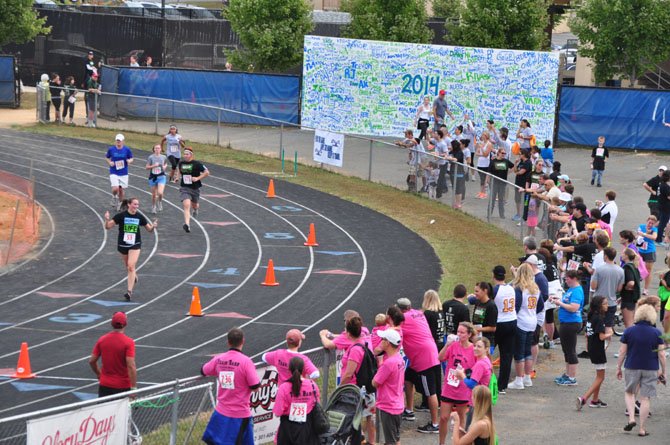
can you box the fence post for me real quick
[154,101,159,135]
[169,380,180,445]
[321,348,331,405]
[93,93,98,127]
[5,200,20,266]
[216,109,221,146]
[367,139,373,181]
[486,180,492,222]
[279,124,284,160]
[35,84,39,122]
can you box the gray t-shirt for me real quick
[147,154,167,177]
[520,127,533,149]
[432,97,449,121]
[593,262,625,305]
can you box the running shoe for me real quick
[530,369,537,379]
[192,209,198,219]
[157,200,163,212]
[401,410,416,421]
[417,423,439,434]
[558,377,577,386]
[589,400,607,408]
[576,396,585,411]
[577,350,590,359]
[554,373,569,384]
[498,389,506,395]
[508,380,524,390]
[183,224,190,233]
[123,291,132,301]
[523,375,533,387]
[110,195,117,207]
[116,201,122,211]
[512,214,521,221]
[542,334,550,349]
[151,205,156,214]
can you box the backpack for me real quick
[350,343,378,393]
[489,371,499,406]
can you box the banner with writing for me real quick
[27,398,129,445]
[302,36,559,142]
[313,129,345,167]
[250,365,280,444]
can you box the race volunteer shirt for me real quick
[471,299,497,344]
[113,210,148,248]
[92,331,135,389]
[179,160,208,188]
[373,351,405,415]
[165,133,183,158]
[401,308,440,372]
[147,154,167,178]
[489,158,514,181]
[106,146,133,176]
[202,349,260,418]
[262,349,319,383]
[443,299,471,334]
[272,379,319,420]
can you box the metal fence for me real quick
[0,168,38,268]
[0,346,336,445]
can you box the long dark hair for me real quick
[288,356,304,396]
[588,295,607,322]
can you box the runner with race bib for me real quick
[145,144,168,214]
[178,147,209,233]
[105,134,133,211]
[161,125,186,183]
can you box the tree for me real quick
[448,0,548,50]
[341,0,433,44]
[431,0,461,22]
[224,0,314,72]
[570,0,670,87]
[0,0,50,48]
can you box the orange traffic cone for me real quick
[262,259,279,286]
[187,286,204,316]
[304,223,319,247]
[12,342,36,379]
[266,179,276,198]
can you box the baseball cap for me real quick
[378,329,401,346]
[111,312,127,328]
[438,89,446,95]
[115,134,125,142]
[557,174,570,182]
[286,329,305,344]
[88,51,94,55]
[396,297,411,310]
[558,192,572,202]
[524,254,539,266]
[660,165,668,171]
[493,265,506,279]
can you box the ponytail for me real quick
[288,356,304,397]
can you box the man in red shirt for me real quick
[88,312,137,397]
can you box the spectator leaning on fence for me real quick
[262,329,320,383]
[88,311,136,397]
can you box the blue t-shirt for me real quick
[106,146,134,176]
[621,321,664,370]
[637,224,657,254]
[540,147,554,161]
[558,285,584,323]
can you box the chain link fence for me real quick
[0,168,39,267]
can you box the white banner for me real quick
[313,129,344,167]
[249,365,280,445]
[27,397,129,445]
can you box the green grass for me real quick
[15,123,522,298]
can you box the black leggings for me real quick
[496,320,517,390]
[559,322,581,365]
[62,98,75,119]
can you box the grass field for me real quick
[16,123,522,298]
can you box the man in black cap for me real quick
[89,312,137,397]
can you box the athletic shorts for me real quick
[202,411,253,445]
[168,155,180,169]
[407,364,441,397]
[621,301,637,311]
[545,308,555,324]
[148,175,167,187]
[440,396,468,406]
[604,305,617,327]
[640,251,656,263]
[624,369,659,398]
[377,409,401,444]
[362,392,376,417]
[118,244,141,255]
[110,174,129,188]
[180,187,200,203]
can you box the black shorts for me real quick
[118,245,141,255]
[406,364,441,397]
[545,308,555,324]
[621,301,637,311]
[440,396,468,406]
[98,385,131,397]
[168,155,180,170]
[604,305,617,327]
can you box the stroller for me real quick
[320,384,364,445]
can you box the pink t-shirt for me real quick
[373,352,405,414]
[441,341,475,402]
[333,327,370,350]
[272,379,320,417]
[468,356,492,405]
[370,326,387,351]
[341,340,366,386]
[401,309,439,372]
[263,349,318,382]
[202,349,260,418]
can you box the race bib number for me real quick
[567,259,580,271]
[169,144,179,154]
[182,175,193,185]
[218,371,235,390]
[289,403,307,423]
[530,183,539,190]
[152,167,162,175]
[447,368,459,387]
[122,233,136,245]
[641,241,648,251]
[68,96,76,104]
[596,148,604,157]
[115,160,125,170]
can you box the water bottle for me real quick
[360,385,367,399]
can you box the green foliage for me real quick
[570,0,670,86]
[341,0,433,44]
[448,0,548,50]
[224,0,314,72]
[0,0,51,47]
[431,0,461,22]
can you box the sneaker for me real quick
[543,334,550,349]
[192,209,198,219]
[590,400,607,408]
[508,380,524,390]
[554,374,569,384]
[512,214,521,221]
[597,184,602,187]
[642,288,649,296]
[523,375,533,387]
[123,291,132,301]
[548,341,557,349]
[151,205,156,214]
[401,410,416,421]
[576,396,585,411]
[417,423,439,434]
[558,377,578,386]
[577,350,590,359]
[157,200,163,212]
[183,224,190,233]
[480,193,488,199]
[590,179,594,185]
[614,353,619,358]
[414,403,429,412]
[498,389,506,395]
[530,370,537,379]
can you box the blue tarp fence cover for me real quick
[0,56,16,106]
[101,67,300,125]
[558,85,670,151]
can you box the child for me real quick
[541,139,554,174]
[395,129,419,192]
[370,313,388,352]
[530,145,541,166]
[591,136,609,187]
[427,161,440,199]
[576,296,612,410]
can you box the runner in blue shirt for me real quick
[105,134,134,210]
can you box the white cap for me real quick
[115,134,125,142]
[524,254,539,266]
[558,192,572,202]
[378,329,401,346]
[660,165,667,171]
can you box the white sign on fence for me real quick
[313,129,344,167]
[27,397,129,445]
[250,365,280,444]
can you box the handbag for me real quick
[310,381,329,435]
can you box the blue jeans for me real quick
[513,327,533,361]
[591,169,603,185]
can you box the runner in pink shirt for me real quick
[201,328,260,445]
[438,322,476,445]
[262,329,320,382]
[373,329,405,445]
[455,337,493,406]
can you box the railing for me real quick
[642,64,670,90]
[0,168,38,268]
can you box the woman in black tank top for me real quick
[449,386,496,445]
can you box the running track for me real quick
[0,129,440,416]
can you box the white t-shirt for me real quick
[600,201,618,229]
[494,283,517,323]
[416,103,432,121]
[516,288,539,332]
[476,142,492,168]
[591,250,605,272]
